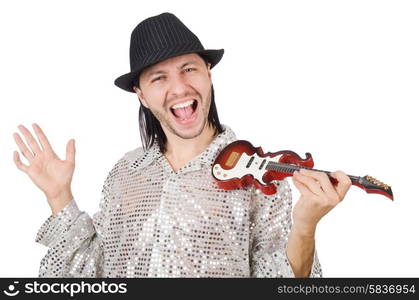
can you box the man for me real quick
[13,12,351,277]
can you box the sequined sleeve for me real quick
[35,159,123,277]
[249,179,322,277]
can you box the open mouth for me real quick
[170,99,198,122]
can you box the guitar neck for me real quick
[265,161,359,183]
[265,161,393,200]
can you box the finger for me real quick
[32,123,54,154]
[299,168,337,199]
[13,151,29,172]
[66,139,76,163]
[293,170,324,196]
[330,170,352,199]
[291,175,312,196]
[17,124,42,155]
[13,132,35,162]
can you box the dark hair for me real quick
[133,54,224,154]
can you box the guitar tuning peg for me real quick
[366,175,390,190]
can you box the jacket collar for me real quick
[127,124,237,173]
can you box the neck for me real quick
[163,122,216,172]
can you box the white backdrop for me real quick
[1,0,418,277]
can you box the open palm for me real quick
[13,123,75,200]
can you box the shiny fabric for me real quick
[35,125,322,277]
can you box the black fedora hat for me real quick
[114,12,224,93]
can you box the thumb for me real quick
[66,139,76,163]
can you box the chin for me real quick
[170,119,206,139]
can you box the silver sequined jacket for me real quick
[35,125,322,277]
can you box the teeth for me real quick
[171,100,194,109]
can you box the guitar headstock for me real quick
[357,175,393,200]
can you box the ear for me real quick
[207,62,212,81]
[133,86,149,109]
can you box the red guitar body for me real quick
[213,140,314,195]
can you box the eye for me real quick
[184,67,196,72]
[151,76,164,83]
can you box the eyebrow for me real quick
[145,60,199,80]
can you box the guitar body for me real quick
[212,140,314,195]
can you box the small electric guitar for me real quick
[212,140,393,200]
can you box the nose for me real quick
[167,72,193,98]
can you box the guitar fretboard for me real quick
[265,161,360,183]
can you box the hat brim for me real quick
[114,49,224,93]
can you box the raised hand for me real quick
[13,123,76,215]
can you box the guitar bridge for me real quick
[226,151,239,167]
